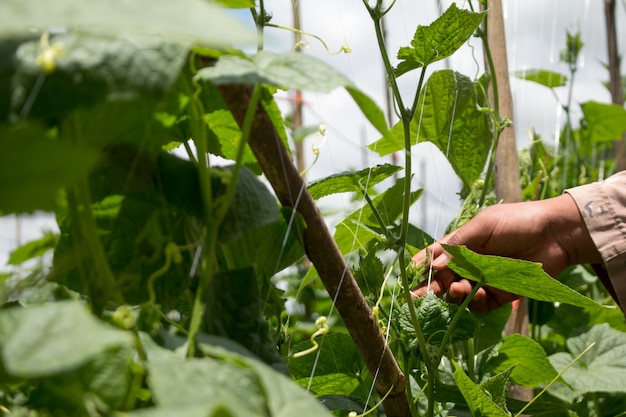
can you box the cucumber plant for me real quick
[0,1,625,417]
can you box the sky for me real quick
[1,0,625,268]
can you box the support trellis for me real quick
[219,84,411,417]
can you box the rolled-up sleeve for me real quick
[565,171,626,310]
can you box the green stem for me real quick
[466,338,476,382]
[257,0,266,51]
[186,56,214,357]
[435,282,483,364]
[185,80,263,357]
[214,84,263,223]
[410,68,428,120]
[366,3,439,413]
[65,114,124,310]
[356,181,395,243]
[477,22,504,207]
[368,9,407,119]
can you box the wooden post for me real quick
[219,84,411,417]
[605,0,626,171]
[481,0,531,404]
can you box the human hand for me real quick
[411,194,600,313]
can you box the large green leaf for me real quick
[513,69,568,88]
[219,218,305,280]
[307,164,401,200]
[128,404,251,417]
[345,86,393,142]
[148,356,264,414]
[217,166,282,243]
[26,344,135,412]
[482,334,558,387]
[195,51,350,92]
[0,0,253,47]
[0,301,132,378]
[200,82,261,172]
[201,340,337,417]
[581,101,626,143]
[452,362,510,417]
[204,267,284,368]
[395,3,486,76]
[370,70,491,191]
[548,324,626,401]
[443,245,610,311]
[4,33,188,123]
[0,124,99,213]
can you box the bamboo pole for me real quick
[218,84,411,417]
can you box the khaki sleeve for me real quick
[565,171,626,310]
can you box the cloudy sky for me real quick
[1,0,624,267]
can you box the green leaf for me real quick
[202,83,261,172]
[581,101,626,143]
[128,404,247,417]
[204,267,284,368]
[0,124,99,213]
[397,292,477,348]
[474,304,511,352]
[345,86,392,141]
[214,0,255,8]
[217,166,282,243]
[289,333,364,397]
[484,334,558,387]
[332,177,422,254]
[353,177,421,229]
[434,380,581,416]
[0,0,254,47]
[479,367,513,413]
[0,301,132,378]
[452,362,510,417]
[5,33,188,122]
[195,51,351,92]
[318,395,366,413]
[416,70,490,189]
[28,344,135,412]
[370,70,491,191]
[307,164,401,200]
[219,218,305,280]
[7,231,57,265]
[260,87,292,162]
[395,3,486,76]
[548,324,626,401]
[333,219,384,255]
[442,245,610,311]
[352,251,385,298]
[148,357,264,413]
[202,341,337,417]
[514,69,568,88]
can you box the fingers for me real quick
[412,240,453,270]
